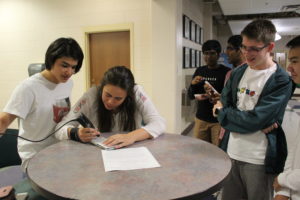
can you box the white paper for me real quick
[101,147,161,172]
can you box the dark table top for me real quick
[27,133,231,200]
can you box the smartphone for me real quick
[204,81,219,95]
[91,137,115,150]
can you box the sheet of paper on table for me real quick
[101,147,161,172]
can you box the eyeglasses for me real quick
[203,51,218,56]
[240,44,269,53]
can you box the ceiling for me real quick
[217,0,300,36]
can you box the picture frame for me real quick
[274,52,287,70]
[190,21,196,42]
[196,50,201,67]
[191,49,196,68]
[183,47,190,68]
[200,27,204,44]
[195,25,200,44]
[183,15,190,39]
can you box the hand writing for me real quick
[78,128,100,143]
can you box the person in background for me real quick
[216,35,247,141]
[225,35,246,82]
[188,40,230,146]
[55,66,166,148]
[0,37,84,171]
[273,35,300,200]
[213,19,293,200]
[209,35,246,106]
[226,35,245,68]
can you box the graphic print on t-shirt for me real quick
[237,87,256,97]
[53,97,71,123]
[74,99,87,113]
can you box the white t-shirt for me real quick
[3,73,73,170]
[227,64,276,165]
[55,85,166,140]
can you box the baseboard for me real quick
[181,122,195,136]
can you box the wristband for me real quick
[75,130,83,143]
[70,128,80,142]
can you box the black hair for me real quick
[228,35,242,50]
[45,37,84,73]
[97,66,136,132]
[286,35,300,49]
[241,19,276,44]
[202,40,222,54]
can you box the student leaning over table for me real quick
[55,66,166,148]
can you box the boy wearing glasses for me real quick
[188,40,230,146]
[213,19,292,200]
[273,35,300,200]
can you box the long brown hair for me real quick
[97,66,136,132]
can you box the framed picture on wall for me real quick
[190,21,196,42]
[183,15,190,39]
[200,27,204,44]
[191,49,196,68]
[183,47,190,68]
[274,52,287,70]
[196,25,201,44]
[196,50,201,67]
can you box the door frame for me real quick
[83,23,134,90]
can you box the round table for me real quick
[27,133,231,200]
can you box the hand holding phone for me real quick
[204,81,219,95]
[204,81,220,104]
[194,94,209,101]
[77,128,100,143]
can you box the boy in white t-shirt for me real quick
[213,19,293,200]
[0,37,84,171]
